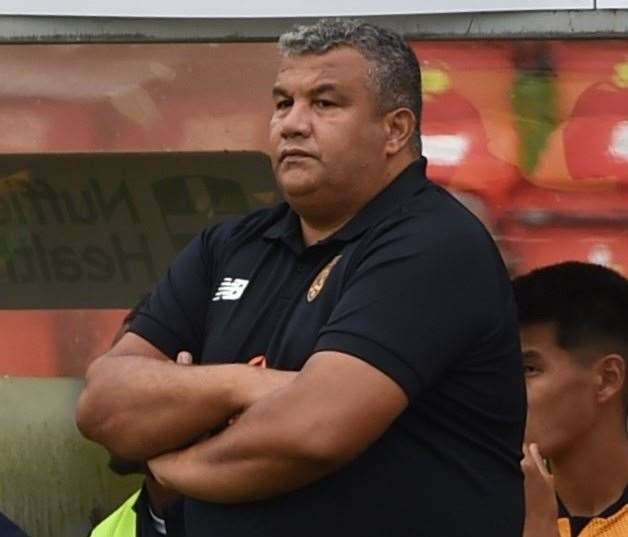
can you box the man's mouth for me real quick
[279,148,316,163]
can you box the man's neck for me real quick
[299,154,417,246]
[551,420,628,517]
[300,215,352,247]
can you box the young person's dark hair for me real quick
[513,261,628,412]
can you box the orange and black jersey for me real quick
[558,487,627,537]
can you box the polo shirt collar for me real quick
[328,157,428,243]
[263,156,429,247]
[262,205,301,241]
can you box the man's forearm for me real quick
[148,410,336,503]
[148,389,343,503]
[77,355,249,460]
[150,436,332,504]
[148,351,408,503]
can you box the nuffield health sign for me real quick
[0,152,278,308]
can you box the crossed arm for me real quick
[75,332,295,460]
[76,334,408,502]
[148,350,408,502]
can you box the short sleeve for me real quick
[314,216,508,400]
[129,225,225,359]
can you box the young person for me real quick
[514,262,628,537]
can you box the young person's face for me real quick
[521,322,600,458]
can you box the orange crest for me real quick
[307,255,342,303]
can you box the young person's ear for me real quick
[383,108,417,157]
[594,354,625,405]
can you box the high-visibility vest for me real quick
[90,490,141,537]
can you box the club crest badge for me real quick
[307,255,342,303]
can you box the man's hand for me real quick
[105,350,195,475]
[521,443,560,537]
[76,334,297,460]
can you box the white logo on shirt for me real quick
[212,277,250,301]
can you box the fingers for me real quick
[529,443,552,479]
[176,351,193,365]
[521,444,535,476]
[521,443,552,482]
[521,442,559,527]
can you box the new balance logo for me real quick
[212,277,249,301]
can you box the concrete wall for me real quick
[0,377,142,537]
[1,10,627,42]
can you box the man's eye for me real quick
[523,365,539,376]
[275,99,292,110]
[314,99,335,108]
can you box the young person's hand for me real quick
[521,443,560,537]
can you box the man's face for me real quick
[522,322,599,458]
[269,47,389,217]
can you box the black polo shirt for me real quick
[131,158,526,537]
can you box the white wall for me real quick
[0,0,594,18]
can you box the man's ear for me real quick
[383,108,417,157]
[594,354,626,406]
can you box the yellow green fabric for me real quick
[90,490,140,537]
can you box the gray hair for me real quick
[279,19,422,155]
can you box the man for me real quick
[77,20,525,537]
[513,262,628,537]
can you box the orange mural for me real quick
[1,40,628,377]
[412,42,522,207]
[500,186,628,277]
[0,309,127,377]
[531,42,628,189]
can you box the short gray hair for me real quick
[279,19,422,154]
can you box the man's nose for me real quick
[280,101,312,139]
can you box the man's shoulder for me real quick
[411,181,488,230]
[353,182,509,299]
[372,181,495,255]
